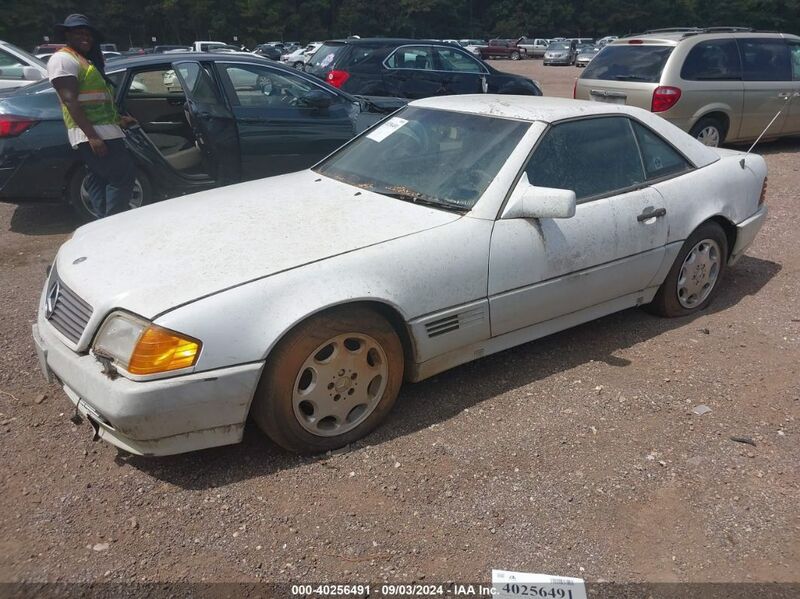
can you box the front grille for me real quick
[46,272,93,344]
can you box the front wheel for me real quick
[251,306,404,454]
[68,166,151,221]
[648,222,728,317]
[510,51,521,60]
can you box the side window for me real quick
[790,43,800,81]
[222,64,338,112]
[525,117,645,201]
[631,121,691,180]
[385,46,434,70]
[435,47,484,73]
[173,63,220,103]
[738,38,791,81]
[0,49,25,80]
[681,39,741,80]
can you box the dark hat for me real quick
[54,14,104,43]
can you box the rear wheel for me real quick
[251,306,404,454]
[67,166,151,221]
[690,117,725,147]
[648,222,728,317]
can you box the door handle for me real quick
[637,207,667,222]
[777,92,791,99]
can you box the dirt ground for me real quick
[0,60,798,588]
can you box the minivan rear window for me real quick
[582,45,673,83]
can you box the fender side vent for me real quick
[425,307,484,338]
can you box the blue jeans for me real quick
[77,138,135,218]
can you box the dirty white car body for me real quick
[32,95,768,456]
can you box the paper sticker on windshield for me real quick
[366,117,408,142]
[492,569,587,599]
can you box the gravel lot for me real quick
[1,60,798,587]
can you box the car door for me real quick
[488,116,669,337]
[217,62,357,179]
[433,45,488,94]
[679,38,745,138]
[783,40,800,134]
[172,60,241,185]
[736,38,792,139]
[382,45,444,99]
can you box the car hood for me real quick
[56,170,460,319]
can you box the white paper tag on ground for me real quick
[492,569,587,599]
[366,117,408,142]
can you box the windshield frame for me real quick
[312,105,533,215]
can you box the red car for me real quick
[478,39,528,61]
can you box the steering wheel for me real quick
[277,86,300,106]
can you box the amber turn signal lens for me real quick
[128,325,201,375]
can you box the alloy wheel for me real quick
[677,238,721,308]
[292,333,389,437]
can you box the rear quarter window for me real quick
[582,45,673,83]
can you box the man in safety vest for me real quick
[48,14,138,218]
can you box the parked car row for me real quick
[305,38,542,98]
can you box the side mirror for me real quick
[502,174,576,220]
[23,66,44,81]
[299,89,333,109]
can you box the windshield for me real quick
[314,106,529,211]
[581,45,674,82]
[548,43,569,51]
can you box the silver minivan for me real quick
[575,29,800,146]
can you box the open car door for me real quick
[172,60,241,185]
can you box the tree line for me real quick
[3,0,799,50]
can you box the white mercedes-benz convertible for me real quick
[33,95,768,456]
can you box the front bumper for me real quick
[544,57,571,65]
[729,205,768,265]
[32,318,264,456]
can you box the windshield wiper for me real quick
[613,74,652,81]
[379,191,468,213]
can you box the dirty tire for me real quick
[68,166,151,222]
[690,116,725,147]
[648,221,728,317]
[251,306,404,454]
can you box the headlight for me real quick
[93,311,201,375]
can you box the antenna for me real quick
[739,108,784,169]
